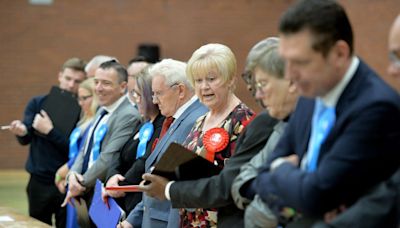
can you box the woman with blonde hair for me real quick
[54,77,99,228]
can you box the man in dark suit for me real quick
[130,40,278,227]
[242,0,400,226]
[118,59,208,228]
[312,13,400,228]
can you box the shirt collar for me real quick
[321,56,359,107]
[173,95,198,120]
[103,95,126,115]
[126,93,137,107]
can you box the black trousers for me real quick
[26,175,66,228]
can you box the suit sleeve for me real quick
[169,112,277,209]
[16,97,37,145]
[255,104,400,216]
[231,122,284,209]
[83,109,141,188]
[127,200,144,227]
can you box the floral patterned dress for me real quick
[180,103,255,228]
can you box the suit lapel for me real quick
[321,61,365,154]
[145,99,202,171]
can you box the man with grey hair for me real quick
[85,55,117,78]
[119,58,208,228]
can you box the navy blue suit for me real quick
[253,60,400,217]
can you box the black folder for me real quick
[151,142,222,181]
[42,86,81,137]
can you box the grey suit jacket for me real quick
[71,97,141,188]
[231,120,287,210]
[128,98,208,228]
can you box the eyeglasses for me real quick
[152,83,179,101]
[255,81,268,92]
[389,50,400,68]
[130,90,141,102]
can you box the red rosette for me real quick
[203,128,229,162]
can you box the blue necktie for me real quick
[81,109,108,174]
[307,99,336,172]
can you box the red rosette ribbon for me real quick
[203,128,229,162]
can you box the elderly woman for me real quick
[104,66,165,212]
[178,43,255,227]
[231,38,299,227]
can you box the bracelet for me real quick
[55,173,62,183]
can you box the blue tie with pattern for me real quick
[307,99,336,172]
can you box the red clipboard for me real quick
[105,185,142,192]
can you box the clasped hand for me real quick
[61,173,86,207]
[137,173,169,201]
[33,110,54,135]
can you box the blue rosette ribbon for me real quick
[136,122,154,159]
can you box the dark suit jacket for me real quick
[254,60,400,217]
[169,111,278,227]
[106,113,164,212]
[311,168,400,228]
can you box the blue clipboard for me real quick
[89,179,126,228]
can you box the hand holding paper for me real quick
[33,110,54,135]
[138,173,169,200]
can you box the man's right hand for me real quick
[68,172,86,196]
[9,120,27,136]
[106,174,126,198]
[117,220,133,228]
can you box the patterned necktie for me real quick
[306,99,336,172]
[81,109,108,174]
[159,116,174,139]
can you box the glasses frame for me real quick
[254,81,269,93]
[152,83,179,101]
[130,90,141,103]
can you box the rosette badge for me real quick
[203,128,229,162]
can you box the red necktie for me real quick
[151,116,175,152]
[159,116,174,139]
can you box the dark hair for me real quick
[99,60,128,83]
[279,0,353,57]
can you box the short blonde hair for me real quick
[186,43,237,88]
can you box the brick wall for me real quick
[0,0,398,168]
